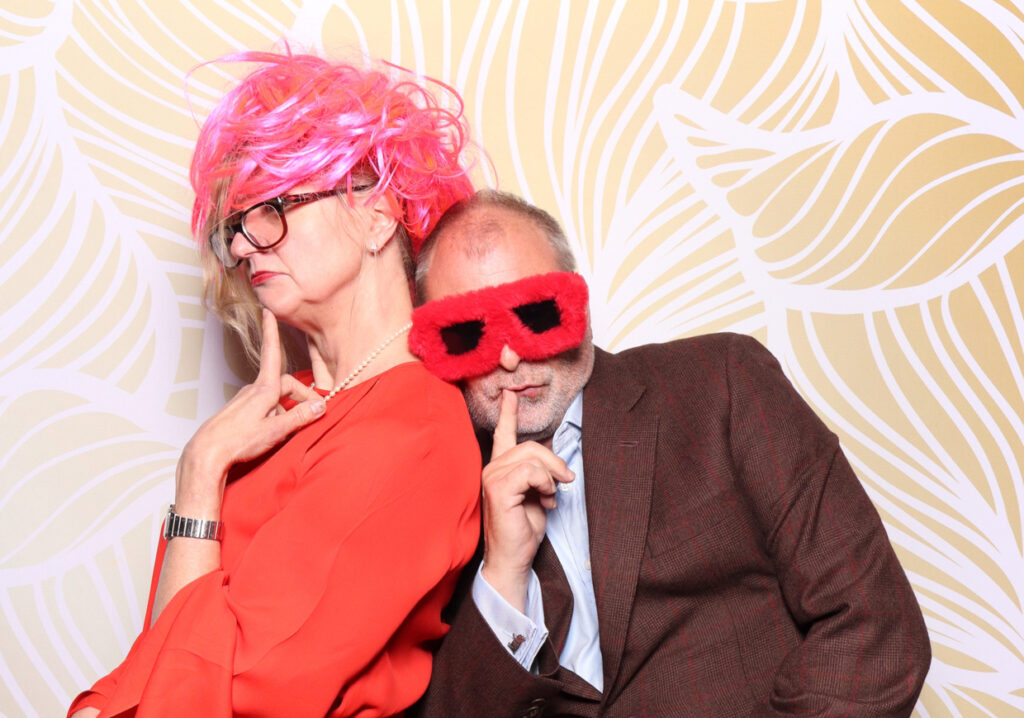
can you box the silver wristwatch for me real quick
[163,504,224,541]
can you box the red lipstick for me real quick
[250,271,277,287]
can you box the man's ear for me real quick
[364,191,401,253]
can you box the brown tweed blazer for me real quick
[413,333,930,718]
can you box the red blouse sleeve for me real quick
[69,371,481,718]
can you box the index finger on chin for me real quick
[256,308,281,384]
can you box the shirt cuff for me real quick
[471,565,548,670]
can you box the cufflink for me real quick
[507,634,526,653]
[523,697,547,718]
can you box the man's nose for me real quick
[499,344,521,372]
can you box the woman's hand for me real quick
[175,309,326,513]
[185,309,325,477]
[152,309,325,624]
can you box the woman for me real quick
[68,50,480,717]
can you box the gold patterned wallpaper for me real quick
[1,1,1022,716]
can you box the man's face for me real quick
[422,208,594,445]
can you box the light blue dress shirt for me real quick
[471,392,604,691]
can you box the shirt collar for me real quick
[563,391,583,431]
[552,391,584,455]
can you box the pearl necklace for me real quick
[312,322,413,402]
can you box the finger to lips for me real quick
[491,389,519,458]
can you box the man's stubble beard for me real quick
[461,340,595,444]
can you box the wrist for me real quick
[480,559,532,613]
[173,448,226,518]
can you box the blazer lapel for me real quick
[582,348,657,698]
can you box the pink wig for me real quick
[190,50,475,255]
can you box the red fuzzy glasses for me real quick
[410,272,589,381]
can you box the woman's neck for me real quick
[305,281,416,391]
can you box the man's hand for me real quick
[479,389,574,612]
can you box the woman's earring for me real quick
[368,244,379,254]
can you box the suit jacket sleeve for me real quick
[412,574,572,718]
[726,334,930,716]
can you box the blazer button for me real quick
[523,697,546,717]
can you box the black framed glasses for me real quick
[209,184,372,269]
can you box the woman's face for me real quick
[229,185,373,327]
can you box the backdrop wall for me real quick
[1,1,1022,716]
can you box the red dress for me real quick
[68,362,481,717]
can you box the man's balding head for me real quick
[416,189,577,302]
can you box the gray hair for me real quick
[415,189,577,302]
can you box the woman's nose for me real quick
[230,230,258,262]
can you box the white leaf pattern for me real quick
[1,2,1021,716]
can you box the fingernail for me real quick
[311,400,326,416]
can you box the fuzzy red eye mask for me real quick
[410,271,589,381]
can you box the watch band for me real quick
[163,504,224,541]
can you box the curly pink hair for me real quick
[190,50,475,255]
[189,50,476,369]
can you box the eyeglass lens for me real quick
[209,203,284,269]
[243,204,285,246]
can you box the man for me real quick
[409,190,931,717]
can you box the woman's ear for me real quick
[364,191,400,254]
